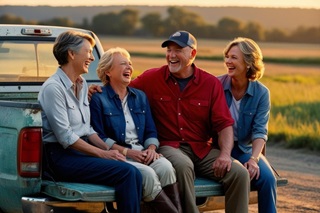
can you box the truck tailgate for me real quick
[41,178,224,203]
[42,176,288,202]
[41,180,115,202]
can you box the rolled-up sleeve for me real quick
[251,88,270,142]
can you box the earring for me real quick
[246,66,250,72]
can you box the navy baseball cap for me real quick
[161,31,197,49]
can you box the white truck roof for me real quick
[0,24,92,37]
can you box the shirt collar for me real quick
[56,68,73,90]
[105,84,137,99]
[222,75,254,97]
[165,63,199,84]
[56,68,84,91]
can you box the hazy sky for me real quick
[1,0,320,9]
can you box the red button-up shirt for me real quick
[130,64,234,159]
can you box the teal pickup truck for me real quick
[0,24,287,213]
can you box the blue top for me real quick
[218,74,270,153]
[38,68,96,148]
[90,84,159,149]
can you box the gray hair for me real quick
[53,30,95,66]
[223,37,264,81]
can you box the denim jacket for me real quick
[90,84,159,149]
[218,74,270,153]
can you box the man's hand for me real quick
[88,84,102,101]
[212,151,232,178]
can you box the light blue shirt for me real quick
[218,74,270,153]
[38,68,96,148]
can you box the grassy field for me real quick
[99,36,320,151]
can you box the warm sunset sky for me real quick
[1,0,320,9]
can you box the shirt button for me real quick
[180,128,183,130]
[182,138,185,141]
[198,103,201,106]
[178,113,181,115]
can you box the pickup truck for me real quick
[0,24,287,213]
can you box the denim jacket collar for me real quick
[104,83,137,99]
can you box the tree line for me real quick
[1,6,319,44]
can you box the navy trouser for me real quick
[43,143,142,213]
[232,144,277,213]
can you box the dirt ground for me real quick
[210,142,320,213]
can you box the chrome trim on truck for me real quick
[21,196,112,213]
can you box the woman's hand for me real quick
[126,149,147,163]
[244,158,260,180]
[101,149,126,162]
[143,149,161,165]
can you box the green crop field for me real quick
[99,36,320,151]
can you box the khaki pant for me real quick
[158,145,250,213]
[128,157,176,202]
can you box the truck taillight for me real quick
[18,128,42,177]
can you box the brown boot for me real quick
[140,201,154,213]
[146,190,178,213]
[163,183,183,213]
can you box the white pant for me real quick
[127,157,176,201]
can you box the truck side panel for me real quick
[0,102,42,213]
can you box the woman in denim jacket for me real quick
[90,47,181,213]
[218,37,277,213]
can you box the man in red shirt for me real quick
[130,31,250,213]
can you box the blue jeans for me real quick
[44,143,142,213]
[232,144,277,213]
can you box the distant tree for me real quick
[92,12,118,34]
[91,9,139,35]
[79,18,91,30]
[265,28,288,42]
[243,21,264,41]
[289,26,320,44]
[163,7,207,36]
[118,9,139,35]
[141,12,164,36]
[38,17,74,27]
[0,14,25,24]
[216,17,243,39]
[200,25,218,38]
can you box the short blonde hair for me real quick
[96,47,131,85]
[223,37,264,81]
